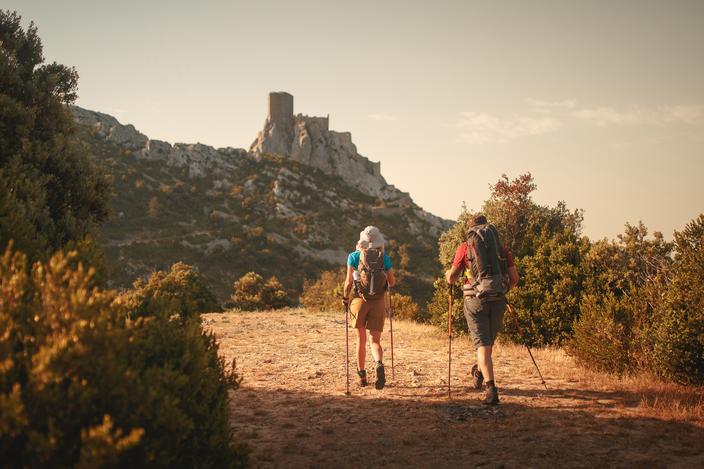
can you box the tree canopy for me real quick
[0,10,109,261]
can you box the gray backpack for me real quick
[357,248,387,300]
[464,223,508,300]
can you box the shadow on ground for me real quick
[229,385,704,469]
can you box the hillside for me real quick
[206,309,704,468]
[72,105,451,302]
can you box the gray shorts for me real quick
[463,297,507,348]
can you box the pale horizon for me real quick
[8,0,704,240]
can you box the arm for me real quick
[445,264,463,285]
[343,265,354,301]
[508,265,519,290]
[446,243,466,285]
[504,248,519,290]
[386,268,395,288]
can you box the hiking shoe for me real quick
[375,362,386,390]
[471,364,484,390]
[358,370,368,387]
[483,385,500,405]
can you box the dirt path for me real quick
[204,309,704,468]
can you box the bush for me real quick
[389,293,428,323]
[300,268,345,312]
[427,278,467,334]
[231,272,292,310]
[568,219,704,385]
[569,293,633,374]
[120,262,220,320]
[649,215,704,384]
[0,247,247,467]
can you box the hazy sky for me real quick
[8,0,704,240]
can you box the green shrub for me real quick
[120,261,220,320]
[569,293,633,374]
[300,268,345,312]
[567,218,704,385]
[389,293,428,323]
[0,247,247,467]
[231,272,292,310]
[427,278,467,334]
[649,215,704,384]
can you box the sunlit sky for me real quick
[8,0,704,240]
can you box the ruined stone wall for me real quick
[269,92,294,124]
[300,115,329,131]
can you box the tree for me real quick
[650,215,704,384]
[569,222,675,375]
[0,10,109,262]
[428,173,586,345]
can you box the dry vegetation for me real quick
[205,309,704,468]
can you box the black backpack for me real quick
[357,248,388,300]
[465,223,508,300]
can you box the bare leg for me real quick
[369,330,383,363]
[356,327,367,371]
[477,345,494,382]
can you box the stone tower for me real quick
[268,92,294,124]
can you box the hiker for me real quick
[342,226,395,390]
[445,214,519,405]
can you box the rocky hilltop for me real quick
[71,100,451,303]
[250,92,401,201]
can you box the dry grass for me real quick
[204,308,704,468]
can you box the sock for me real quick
[376,361,384,367]
[485,380,495,388]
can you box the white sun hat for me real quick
[358,226,385,250]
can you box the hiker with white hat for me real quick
[342,226,395,390]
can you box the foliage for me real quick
[231,272,293,311]
[428,279,467,333]
[649,215,704,384]
[568,223,673,373]
[0,10,109,262]
[300,268,345,312]
[389,293,428,323]
[0,247,246,467]
[504,230,588,346]
[429,173,585,345]
[118,261,220,320]
[569,218,704,385]
[570,293,633,374]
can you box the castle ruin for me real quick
[251,92,386,196]
[268,92,294,125]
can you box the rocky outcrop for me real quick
[71,106,249,178]
[250,97,398,200]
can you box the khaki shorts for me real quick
[350,297,386,332]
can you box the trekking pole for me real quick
[387,289,395,380]
[344,302,351,396]
[506,303,548,391]
[447,284,453,399]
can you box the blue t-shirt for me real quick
[347,250,393,271]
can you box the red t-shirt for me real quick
[452,242,514,282]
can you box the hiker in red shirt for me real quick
[445,214,519,405]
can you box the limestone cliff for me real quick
[72,106,249,178]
